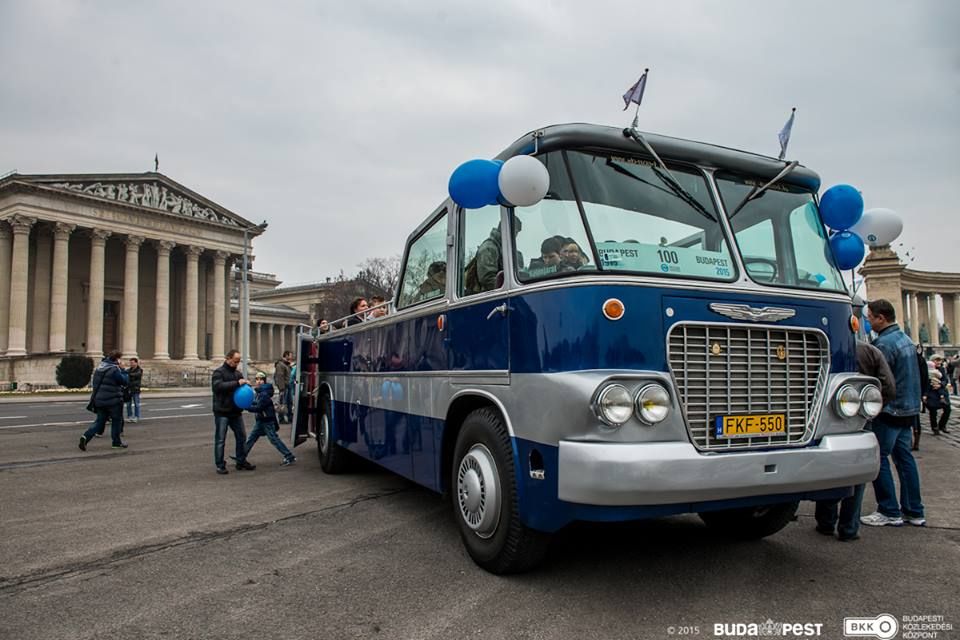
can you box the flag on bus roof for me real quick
[622,69,649,111]
[778,108,796,160]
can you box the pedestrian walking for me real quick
[78,351,129,451]
[211,349,255,475]
[923,370,951,435]
[861,299,925,528]
[126,357,143,423]
[244,371,296,466]
[274,351,293,424]
[815,340,896,541]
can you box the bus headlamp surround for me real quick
[859,384,883,418]
[594,384,634,427]
[635,383,671,424]
[835,384,861,418]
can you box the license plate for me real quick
[714,413,786,438]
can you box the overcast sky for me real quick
[2,1,957,285]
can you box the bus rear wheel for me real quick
[698,501,798,540]
[451,407,550,574]
[317,393,350,474]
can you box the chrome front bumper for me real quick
[558,432,879,506]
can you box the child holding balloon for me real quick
[243,371,296,466]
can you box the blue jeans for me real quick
[126,393,141,419]
[214,414,247,469]
[870,418,924,519]
[245,418,293,461]
[84,403,124,446]
[815,484,865,539]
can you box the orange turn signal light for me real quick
[602,298,625,321]
[850,315,860,333]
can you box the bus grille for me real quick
[667,323,829,451]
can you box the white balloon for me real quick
[498,155,549,207]
[849,208,903,248]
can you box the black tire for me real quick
[451,407,550,574]
[317,393,351,474]
[698,501,799,540]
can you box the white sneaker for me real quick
[860,512,904,527]
[905,516,926,526]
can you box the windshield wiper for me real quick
[728,160,800,218]
[621,128,716,222]
[608,158,716,223]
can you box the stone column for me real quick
[49,223,75,353]
[917,293,931,344]
[86,229,111,358]
[153,241,175,359]
[0,224,11,355]
[943,295,956,346]
[121,235,145,358]
[6,215,36,356]
[212,251,227,361]
[183,246,203,360]
[953,294,960,347]
[255,322,262,362]
[910,293,920,343]
[930,293,941,347]
[30,226,53,353]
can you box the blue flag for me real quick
[778,108,795,160]
[623,69,648,111]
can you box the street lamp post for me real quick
[241,221,268,378]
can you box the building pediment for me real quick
[0,173,254,229]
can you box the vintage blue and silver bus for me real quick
[292,123,881,574]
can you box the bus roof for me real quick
[496,122,821,192]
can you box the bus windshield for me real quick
[715,172,846,292]
[514,150,737,283]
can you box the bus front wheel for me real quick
[698,502,799,540]
[317,393,350,474]
[451,407,550,574]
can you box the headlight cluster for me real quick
[834,383,882,419]
[594,383,671,427]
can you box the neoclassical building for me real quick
[0,172,308,386]
[861,245,960,349]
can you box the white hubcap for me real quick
[457,444,501,538]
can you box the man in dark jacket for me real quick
[815,340,896,541]
[243,371,295,465]
[211,349,255,475]
[79,351,129,451]
[125,357,143,423]
[274,351,292,424]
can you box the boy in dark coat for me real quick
[924,370,950,436]
[244,372,296,466]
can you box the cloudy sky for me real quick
[1,1,957,285]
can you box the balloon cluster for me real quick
[448,155,550,209]
[820,185,903,271]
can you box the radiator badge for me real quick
[777,344,787,360]
[709,303,796,322]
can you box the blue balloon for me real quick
[829,230,866,270]
[862,318,872,335]
[448,159,502,209]
[819,184,864,231]
[233,384,255,410]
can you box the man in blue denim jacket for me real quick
[861,299,925,527]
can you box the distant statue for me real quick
[919,323,930,343]
[940,323,951,345]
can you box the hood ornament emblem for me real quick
[709,303,795,323]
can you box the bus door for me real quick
[291,333,319,447]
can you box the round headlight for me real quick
[595,384,634,426]
[635,384,671,424]
[860,385,883,418]
[835,384,861,418]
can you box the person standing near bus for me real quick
[861,299,925,528]
[274,351,292,424]
[244,371,296,466]
[211,350,255,475]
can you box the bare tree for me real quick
[356,255,402,297]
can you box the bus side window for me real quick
[397,212,448,309]
[460,205,502,297]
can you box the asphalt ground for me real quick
[1,397,959,640]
